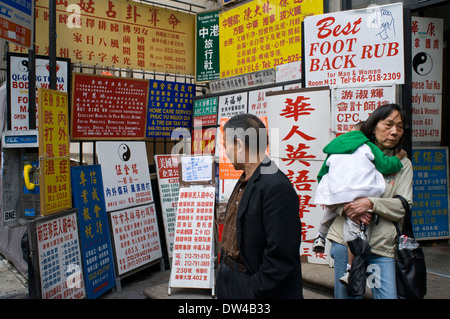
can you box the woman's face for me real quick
[373,110,404,150]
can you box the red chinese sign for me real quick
[71,73,148,140]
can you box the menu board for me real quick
[71,73,149,140]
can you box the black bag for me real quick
[393,195,427,299]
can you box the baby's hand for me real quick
[397,149,407,160]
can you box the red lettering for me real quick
[316,16,362,39]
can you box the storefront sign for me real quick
[169,186,215,290]
[332,85,396,134]
[109,203,162,276]
[219,0,323,78]
[71,165,115,299]
[411,148,449,240]
[34,210,86,299]
[0,0,33,48]
[146,79,195,138]
[155,155,180,258]
[304,3,404,87]
[38,88,72,216]
[71,73,148,140]
[96,141,154,212]
[411,17,443,142]
[196,10,220,82]
[8,53,69,131]
[193,97,218,127]
[10,0,194,74]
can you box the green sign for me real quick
[196,10,220,82]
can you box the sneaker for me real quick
[312,235,325,253]
[339,271,349,286]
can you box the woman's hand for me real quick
[344,198,374,225]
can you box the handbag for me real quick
[393,195,427,299]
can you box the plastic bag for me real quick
[398,235,420,250]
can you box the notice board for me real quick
[28,209,86,299]
[411,147,449,240]
[71,165,115,299]
[71,73,149,140]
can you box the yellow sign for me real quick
[10,0,194,74]
[38,88,72,216]
[219,0,323,78]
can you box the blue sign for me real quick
[146,79,195,138]
[411,148,450,240]
[71,165,115,299]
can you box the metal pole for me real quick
[28,1,36,129]
[49,0,57,90]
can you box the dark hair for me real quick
[223,113,268,154]
[361,104,407,154]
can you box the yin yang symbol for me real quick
[118,144,131,162]
[18,60,28,72]
[413,52,433,76]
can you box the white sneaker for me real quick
[312,235,325,253]
[339,271,350,286]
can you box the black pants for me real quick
[216,259,253,299]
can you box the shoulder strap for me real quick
[393,195,415,239]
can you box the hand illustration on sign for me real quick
[367,8,395,40]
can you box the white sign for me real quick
[155,154,180,258]
[304,3,404,87]
[181,156,214,182]
[97,141,154,212]
[218,92,248,121]
[248,86,282,116]
[169,186,215,292]
[411,17,443,142]
[109,203,162,276]
[8,54,69,130]
[332,85,396,134]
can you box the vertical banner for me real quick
[169,185,216,291]
[411,148,449,240]
[266,88,332,264]
[109,203,162,276]
[146,79,195,138]
[33,210,86,299]
[71,165,115,299]
[38,88,72,216]
[96,141,154,212]
[219,0,323,78]
[196,10,220,82]
[304,3,404,87]
[411,17,444,142]
[154,155,180,258]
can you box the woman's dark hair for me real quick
[360,103,407,154]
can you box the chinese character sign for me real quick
[248,86,282,116]
[146,79,195,138]
[411,17,443,142]
[96,141,154,211]
[35,211,86,299]
[411,148,449,240]
[11,0,194,74]
[71,73,149,140]
[304,3,404,87]
[218,92,248,121]
[155,155,180,258]
[193,97,218,127]
[38,88,72,215]
[8,54,69,131]
[109,203,162,276]
[71,165,115,299]
[0,0,33,48]
[196,10,220,82]
[219,0,323,78]
[169,186,216,289]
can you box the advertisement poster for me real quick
[219,0,323,78]
[146,79,195,138]
[35,211,86,299]
[248,86,282,116]
[411,148,449,240]
[8,53,69,131]
[0,0,33,48]
[304,3,404,87]
[71,165,115,299]
[154,155,180,258]
[109,203,162,276]
[10,0,194,74]
[332,85,396,134]
[71,73,148,140]
[217,91,248,121]
[411,17,443,142]
[169,186,215,290]
[196,10,220,82]
[192,127,216,156]
[193,97,218,127]
[38,88,72,216]
[96,141,153,212]
[266,88,333,263]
